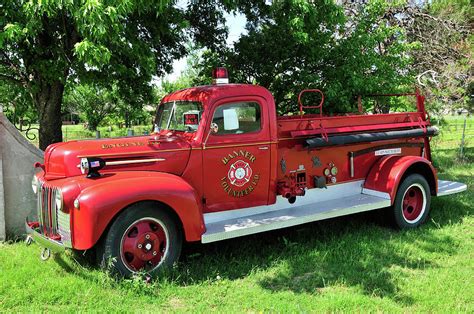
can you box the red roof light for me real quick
[212,67,229,84]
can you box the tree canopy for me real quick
[404,0,472,113]
[1,0,471,149]
[192,0,471,115]
[194,0,419,114]
[1,0,229,149]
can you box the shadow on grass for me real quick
[54,147,472,305]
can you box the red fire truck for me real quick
[26,68,466,277]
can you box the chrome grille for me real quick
[58,209,72,247]
[37,180,71,246]
[37,182,57,236]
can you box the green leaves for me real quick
[1,0,235,146]
[200,0,416,114]
[63,82,120,131]
[3,23,23,40]
[74,40,111,67]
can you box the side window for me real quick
[211,102,261,135]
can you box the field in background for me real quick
[1,117,472,312]
[18,124,153,147]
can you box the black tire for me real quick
[392,173,431,229]
[99,202,182,278]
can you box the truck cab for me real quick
[161,84,278,211]
[26,69,467,277]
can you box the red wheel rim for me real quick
[120,218,168,272]
[402,184,425,223]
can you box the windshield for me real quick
[155,101,203,132]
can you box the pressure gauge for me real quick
[331,166,338,176]
[323,168,330,176]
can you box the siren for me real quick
[80,157,106,178]
[212,67,229,85]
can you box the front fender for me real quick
[363,155,438,204]
[72,172,204,250]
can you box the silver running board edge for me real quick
[437,180,467,197]
[202,194,390,243]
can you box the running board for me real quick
[437,180,467,196]
[201,194,390,243]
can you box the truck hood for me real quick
[43,134,193,180]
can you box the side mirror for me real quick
[210,122,219,134]
[204,122,219,148]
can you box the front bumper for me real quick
[25,220,66,253]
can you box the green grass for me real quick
[1,120,473,312]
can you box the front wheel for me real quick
[392,174,431,229]
[99,203,182,277]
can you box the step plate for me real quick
[202,194,390,243]
[437,180,467,197]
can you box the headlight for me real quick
[32,175,39,194]
[55,189,63,211]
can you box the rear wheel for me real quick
[392,174,431,229]
[99,203,182,277]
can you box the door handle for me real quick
[258,146,269,150]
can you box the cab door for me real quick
[202,96,271,212]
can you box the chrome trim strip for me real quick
[350,152,354,178]
[37,182,43,228]
[42,185,49,234]
[105,158,165,166]
[76,158,166,169]
[77,148,189,158]
[204,141,277,150]
[51,187,58,235]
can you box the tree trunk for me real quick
[34,80,65,150]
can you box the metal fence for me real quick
[14,124,153,147]
[431,115,474,159]
[459,116,473,158]
[11,116,474,156]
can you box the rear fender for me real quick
[363,155,438,204]
[72,172,204,250]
